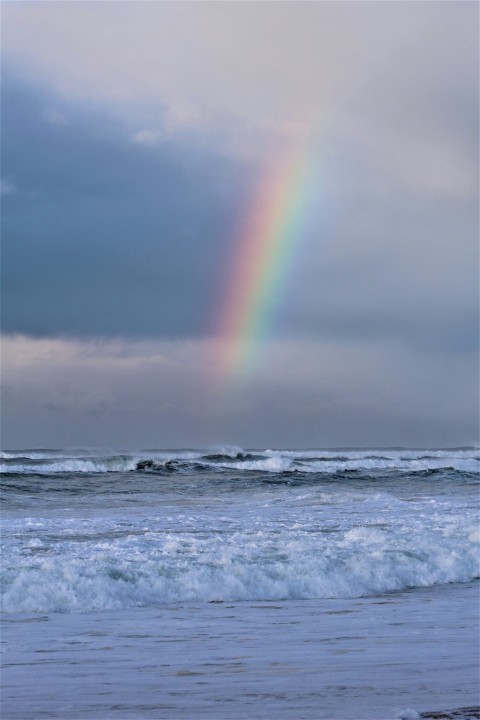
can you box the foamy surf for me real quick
[1,447,478,475]
[2,449,478,612]
[2,445,479,720]
[2,522,478,613]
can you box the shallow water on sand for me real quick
[2,582,479,719]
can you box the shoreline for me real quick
[2,582,479,720]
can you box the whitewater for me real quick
[1,447,479,719]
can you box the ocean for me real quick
[1,447,479,720]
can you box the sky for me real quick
[1,0,478,450]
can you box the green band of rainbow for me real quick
[216,133,317,385]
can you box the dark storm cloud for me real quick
[1,78,249,339]
[1,2,478,450]
[3,76,477,357]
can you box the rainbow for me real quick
[215,129,318,388]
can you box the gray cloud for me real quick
[1,2,478,448]
[1,79,251,339]
[2,3,477,177]
[2,336,477,450]
[2,77,477,356]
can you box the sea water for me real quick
[1,447,479,719]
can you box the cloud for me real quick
[132,129,163,147]
[2,1,478,193]
[2,334,477,449]
[0,177,15,196]
[1,79,250,340]
[42,107,68,126]
[1,4,477,449]
[1,77,477,357]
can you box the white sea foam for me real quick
[3,447,477,475]
[0,457,139,474]
[218,456,295,472]
[2,446,478,613]
[2,511,478,613]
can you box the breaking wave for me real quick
[2,517,478,613]
[1,447,478,475]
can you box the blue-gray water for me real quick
[1,447,479,719]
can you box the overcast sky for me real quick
[1,1,478,450]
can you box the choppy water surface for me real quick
[1,447,479,718]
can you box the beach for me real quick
[2,584,479,719]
